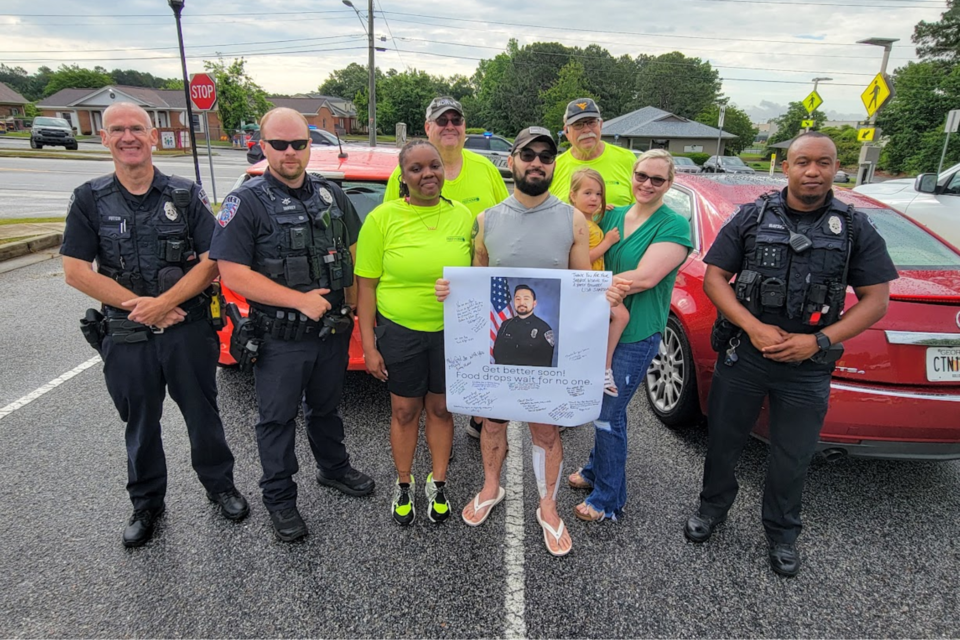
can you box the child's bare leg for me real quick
[606,304,630,369]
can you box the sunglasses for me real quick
[434,114,464,127]
[634,171,668,187]
[263,139,310,151]
[515,149,556,164]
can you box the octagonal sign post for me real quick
[188,73,218,204]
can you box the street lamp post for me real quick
[856,37,899,185]
[342,0,377,147]
[168,0,202,184]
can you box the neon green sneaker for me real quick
[392,476,415,526]
[425,472,451,523]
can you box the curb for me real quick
[0,233,62,262]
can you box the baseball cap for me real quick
[425,96,464,121]
[510,126,557,154]
[564,98,601,125]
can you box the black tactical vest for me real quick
[740,192,853,327]
[246,174,354,294]
[92,174,196,297]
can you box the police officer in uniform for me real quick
[493,284,556,367]
[61,102,249,548]
[211,107,374,542]
[683,132,898,576]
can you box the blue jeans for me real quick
[579,334,662,519]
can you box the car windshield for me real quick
[674,157,695,165]
[864,208,960,270]
[35,117,70,128]
[721,157,747,166]
[341,180,387,222]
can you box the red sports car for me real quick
[644,174,960,461]
[217,145,402,371]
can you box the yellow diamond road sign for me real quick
[858,128,876,142]
[801,119,815,128]
[862,73,892,118]
[803,90,823,114]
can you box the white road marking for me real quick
[503,422,526,639]
[0,356,101,421]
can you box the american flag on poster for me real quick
[490,276,514,356]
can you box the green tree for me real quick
[877,61,960,173]
[109,68,175,88]
[540,61,596,137]
[163,78,184,91]
[317,62,382,99]
[203,56,272,133]
[635,52,722,119]
[914,0,960,63]
[577,46,638,119]
[767,102,827,147]
[0,64,32,99]
[695,104,757,154]
[819,125,861,167]
[42,64,112,97]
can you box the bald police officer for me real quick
[493,285,556,367]
[61,102,249,548]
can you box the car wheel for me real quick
[645,315,702,428]
[30,137,39,149]
[66,143,78,150]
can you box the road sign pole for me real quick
[204,111,218,205]
[938,131,951,176]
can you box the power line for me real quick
[1,34,364,55]
[375,0,408,72]
[4,46,368,65]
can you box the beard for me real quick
[513,168,552,196]
[797,191,826,206]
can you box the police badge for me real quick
[164,201,178,221]
[828,215,842,235]
[545,330,555,347]
[318,186,333,205]
[531,328,538,339]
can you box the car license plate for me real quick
[926,347,960,382]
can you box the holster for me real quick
[810,342,844,365]
[710,313,741,352]
[226,303,261,372]
[79,308,106,352]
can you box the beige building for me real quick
[601,106,736,155]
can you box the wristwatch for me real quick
[814,331,831,351]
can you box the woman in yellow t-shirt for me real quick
[355,140,473,527]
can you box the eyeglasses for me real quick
[569,118,599,130]
[515,149,556,164]
[634,171,668,187]
[433,114,463,127]
[263,139,310,151]
[107,125,150,137]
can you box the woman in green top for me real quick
[355,140,473,527]
[568,149,694,522]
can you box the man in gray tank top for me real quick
[463,127,592,556]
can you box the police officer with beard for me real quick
[211,107,374,542]
[61,102,249,548]
[493,285,556,367]
[683,132,897,577]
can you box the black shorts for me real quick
[375,312,446,398]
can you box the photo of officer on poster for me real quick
[490,278,560,368]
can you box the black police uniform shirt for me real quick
[705,188,899,334]
[60,169,215,297]
[493,313,556,367]
[209,169,362,309]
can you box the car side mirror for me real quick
[915,173,938,194]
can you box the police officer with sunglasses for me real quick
[684,132,897,577]
[211,107,374,542]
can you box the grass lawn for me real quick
[0,217,65,225]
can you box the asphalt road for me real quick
[0,143,251,220]
[1,255,959,638]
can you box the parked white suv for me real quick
[854,162,960,249]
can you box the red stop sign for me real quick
[189,73,217,111]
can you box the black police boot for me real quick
[122,504,165,548]
[768,542,801,577]
[683,511,726,543]
[270,507,308,542]
[207,488,250,521]
[316,467,375,497]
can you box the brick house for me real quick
[0,82,29,121]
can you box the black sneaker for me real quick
[317,467,375,497]
[392,477,416,526]
[270,507,308,542]
[122,504,165,548]
[466,417,483,439]
[206,488,250,521]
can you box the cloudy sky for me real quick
[0,0,946,123]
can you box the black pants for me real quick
[252,329,352,512]
[102,320,236,511]
[698,338,831,544]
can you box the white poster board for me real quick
[442,266,611,427]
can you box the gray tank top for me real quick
[483,195,574,268]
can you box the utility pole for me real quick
[343,0,377,147]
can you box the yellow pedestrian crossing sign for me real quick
[861,73,892,118]
[857,128,876,142]
[803,90,823,114]
[801,119,815,128]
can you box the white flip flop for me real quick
[462,486,505,527]
[536,507,572,557]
